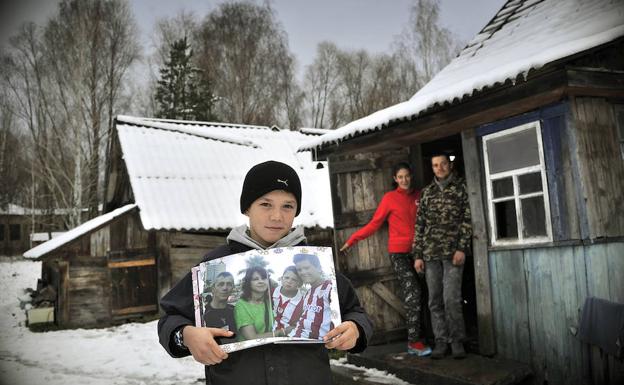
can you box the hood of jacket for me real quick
[226,224,306,250]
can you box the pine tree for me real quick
[155,37,218,121]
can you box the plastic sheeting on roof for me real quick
[115,116,333,231]
[299,0,624,151]
[23,204,137,259]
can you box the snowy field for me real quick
[0,258,204,385]
[0,258,407,385]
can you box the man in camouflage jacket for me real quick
[413,153,472,359]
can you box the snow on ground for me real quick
[0,258,203,385]
[0,258,403,385]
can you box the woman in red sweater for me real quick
[340,162,431,356]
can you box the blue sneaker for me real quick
[408,341,432,356]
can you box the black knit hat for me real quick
[240,161,302,216]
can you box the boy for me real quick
[158,160,373,385]
[290,253,333,340]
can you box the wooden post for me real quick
[57,260,70,327]
[461,128,496,356]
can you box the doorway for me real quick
[410,134,479,351]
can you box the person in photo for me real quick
[234,266,275,340]
[272,266,304,336]
[203,271,237,344]
[290,253,333,340]
[158,160,373,385]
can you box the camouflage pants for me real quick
[425,259,465,343]
[390,253,422,342]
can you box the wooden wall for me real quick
[329,149,413,343]
[66,256,110,327]
[489,242,624,385]
[570,97,624,239]
[168,232,225,285]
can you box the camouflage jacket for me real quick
[412,174,472,261]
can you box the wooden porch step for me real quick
[344,342,532,385]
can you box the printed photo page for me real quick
[191,246,341,353]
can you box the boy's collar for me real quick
[226,225,306,250]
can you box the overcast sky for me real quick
[1,0,506,76]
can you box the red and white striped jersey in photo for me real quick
[271,285,304,330]
[290,280,333,340]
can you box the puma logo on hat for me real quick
[277,179,288,186]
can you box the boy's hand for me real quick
[323,321,359,351]
[183,326,233,365]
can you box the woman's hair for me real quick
[241,266,269,301]
[240,265,272,333]
[391,162,413,190]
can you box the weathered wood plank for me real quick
[490,249,530,362]
[58,261,70,327]
[572,97,624,239]
[108,258,155,268]
[333,209,377,230]
[371,282,406,318]
[462,128,496,355]
[585,243,610,299]
[170,247,209,259]
[111,304,158,316]
[90,226,110,257]
[126,212,149,249]
[606,242,624,303]
[156,232,172,298]
[170,232,225,248]
[524,248,553,385]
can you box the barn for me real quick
[300,0,624,383]
[24,115,334,329]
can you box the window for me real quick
[9,224,21,241]
[483,121,552,245]
[0,224,4,241]
[615,105,624,160]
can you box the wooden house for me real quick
[300,0,624,384]
[24,116,334,328]
[1,204,66,256]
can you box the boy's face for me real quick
[295,259,322,285]
[281,270,302,291]
[245,190,297,247]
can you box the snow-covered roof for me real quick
[300,0,624,151]
[115,116,333,231]
[23,204,137,259]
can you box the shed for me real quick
[24,115,334,328]
[301,0,624,384]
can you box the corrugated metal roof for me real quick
[300,0,624,151]
[116,116,333,231]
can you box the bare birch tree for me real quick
[195,1,300,127]
[394,0,462,87]
[1,0,139,228]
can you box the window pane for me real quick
[492,177,513,198]
[518,172,543,194]
[9,224,21,241]
[495,200,518,240]
[521,196,547,238]
[487,127,540,174]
